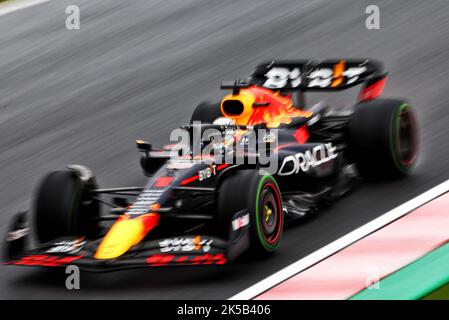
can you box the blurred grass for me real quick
[423,283,449,300]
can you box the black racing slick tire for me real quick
[33,167,100,243]
[349,99,419,178]
[217,170,283,256]
[190,101,223,124]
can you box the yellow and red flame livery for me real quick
[221,85,313,128]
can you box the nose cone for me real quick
[94,214,159,260]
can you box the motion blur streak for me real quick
[0,0,448,299]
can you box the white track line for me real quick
[0,0,50,17]
[229,179,449,300]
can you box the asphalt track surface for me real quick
[0,0,448,299]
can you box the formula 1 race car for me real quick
[3,59,419,271]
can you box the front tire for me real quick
[217,170,283,255]
[33,167,100,243]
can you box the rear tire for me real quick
[33,167,100,243]
[348,99,419,178]
[190,101,223,124]
[217,170,283,256]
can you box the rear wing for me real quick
[248,59,388,101]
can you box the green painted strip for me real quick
[350,241,449,300]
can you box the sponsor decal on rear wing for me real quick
[250,59,388,100]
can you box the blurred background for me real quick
[0,0,448,299]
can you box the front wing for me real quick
[3,213,250,272]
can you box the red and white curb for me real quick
[229,179,449,300]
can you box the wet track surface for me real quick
[0,0,449,299]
